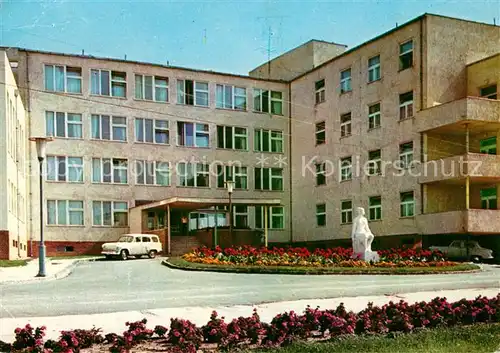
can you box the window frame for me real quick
[316,162,326,186]
[480,188,497,210]
[47,199,84,226]
[46,155,84,183]
[368,103,381,130]
[216,165,248,190]
[134,118,170,145]
[91,114,127,142]
[255,206,285,229]
[340,69,352,93]
[368,149,382,176]
[480,84,497,99]
[368,55,381,82]
[399,91,414,120]
[254,128,283,153]
[316,203,326,227]
[134,74,169,102]
[177,121,210,148]
[399,40,414,71]
[90,69,127,98]
[217,125,248,150]
[177,162,210,188]
[45,111,83,139]
[254,167,284,191]
[399,142,414,169]
[340,156,352,181]
[135,160,171,186]
[315,121,326,145]
[92,201,129,227]
[400,191,415,218]
[216,84,247,110]
[253,88,283,115]
[369,196,382,221]
[341,200,353,224]
[480,137,497,155]
[315,79,326,104]
[44,64,82,94]
[340,112,352,138]
[177,79,209,107]
[92,157,128,184]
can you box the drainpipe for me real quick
[15,89,20,258]
[25,52,33,258]
[288,82,293,243]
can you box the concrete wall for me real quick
[290,20,422,243]
[249,40,346,81]
[11,50,291,252]
[0,51,28,259]
[467,54,500,97]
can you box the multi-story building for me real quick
[0,13,498,259]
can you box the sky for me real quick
[1,0,499,75]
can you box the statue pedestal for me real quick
[352,251,380,263]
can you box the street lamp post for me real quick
[29,137,53,277]
[225,180,235,239]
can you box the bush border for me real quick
[163,257,481,275]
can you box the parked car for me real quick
[101,234,162,260]
[429,240,494,262]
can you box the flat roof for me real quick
[131,197,282,211]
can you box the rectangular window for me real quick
[480,188,497,209]
[315,121,326,145]
[47,200,84,225]
[369,196,382,221]
[44,65,82,93]
[217,125,248,150]
[368,103,381,129]
[92,158,128,184]
[177,80,209,106]
[47,156,83,182]
[134,118,169,144]
[368,55,381,82]
[234,205,249,228]
[340,156,352,181]
[91,69,126,97]
[136,160,170,186]
[315,79,325,104]
[177,162,210,187]
[216,84,247,110]
[91,115,127,141]
[399,91,414,120]
[368,149,382,176]
[399,142,414,168]
[255,206,284,229]
[341,200,353,224]
[316,163,326,186]
[135,74,168,102]
[316,203,326,227]
[177,122,209,147]
[92,201,128,227]
[253,88,283,115]
[400,191,415,217]
[340,69,351,93]
[46,111,82,138]
[216,165,248,189]
[399,40,413,70]
[254,129,283,153]
[480,137,497,155]
[254,167,283,191]
[340,112,352,137]
[480,85,497,99]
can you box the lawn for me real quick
[166,257,480,275]
[246,324,500,353]
[0,259,28,267]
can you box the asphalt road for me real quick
[0,259,499,318]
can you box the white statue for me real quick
[351,207,380,262]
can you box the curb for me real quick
[0,257,102,285]
[161,259,482,276]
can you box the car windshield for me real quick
[118,236,133,243]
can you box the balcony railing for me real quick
[416,209,500,234]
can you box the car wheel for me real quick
[120,250,129,261]
[471,256,482,263]
[148,250,157,259]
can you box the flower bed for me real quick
[4,295,499,352]
[182,246,455,268]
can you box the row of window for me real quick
[44,65,284,114]
[314,40,414,104]
[6,91,26,170]
[316,191,415,227]
[46,112,284,153]
[7,180,26,221]
[46,157,285,190]
[47,200,286,229]
[315,91,414,145]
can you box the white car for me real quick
[101,234,162,260]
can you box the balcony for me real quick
[418,153,500,184]
[417,97,500,133]
[416,209,500,234]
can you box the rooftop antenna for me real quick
[396,22,398,27]
[82,49,84,55]
[494,18,496,25]
[124,54,127,60]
